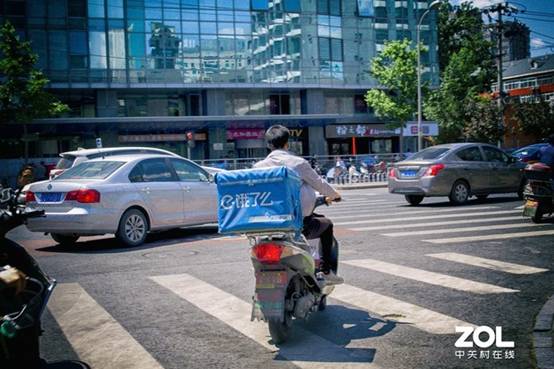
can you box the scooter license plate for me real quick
[525,200,538,208]
[255,271,287,289]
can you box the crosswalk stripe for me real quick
[342,259,518,294]
[321,204,412,215]
[335,210,521,226]
[332,199,389,206]
[426,253,549,274]
[325,206,498,220]
[331,284,476,335]
[48,283,164,369]
[349,216,523,232]
[381,222,543,237]
[151,274,377,368]
[423,230,554,244]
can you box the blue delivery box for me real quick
[215,166,303,234]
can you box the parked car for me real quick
[49,146,221,178]
[511,143,548,163]
[25,154,218,247]
[388,143,526,205]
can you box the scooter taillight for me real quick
[252,243,284,264]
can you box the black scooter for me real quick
[0,187,56,369]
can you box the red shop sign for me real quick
[227,128,265,140]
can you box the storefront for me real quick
[225,126,309,159]
[325,124,401,155]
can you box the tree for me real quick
[0,22,68,160]
[463,97,502,144]
[364,39,418,129]
[510,98,554,139]
[425,1,495,143]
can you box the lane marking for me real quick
[349,216,523,232]
[423,230,554,244]
[335,210,521,226]
[514,205,524,209]
[332,284,476,335]
[381,222,543,237]
[48,283,164,369]
[426,253,549,274]
[342,259,518,294]
[151,274,378,368]
[325,206,498,220]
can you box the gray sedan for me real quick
[25,154,217,246]
[388,143,526,205]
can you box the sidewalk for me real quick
[333,182,388,190]
[534,294,554,369]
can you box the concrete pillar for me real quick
[304,90,328,156]
[204,90,228,160]
[96,90,118,117]
[205,90,226,116]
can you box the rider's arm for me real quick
[298,160,341,200]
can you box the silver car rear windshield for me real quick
[55,161,124,180]
[55,155,76,169]
[410,147,450,160]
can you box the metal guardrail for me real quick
[197,153,400,185]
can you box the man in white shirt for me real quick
[254,125,344,284]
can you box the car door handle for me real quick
[182,186,191,192]
[141,187,151,193]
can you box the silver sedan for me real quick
[388,143,526,205]
[25,154,218,246]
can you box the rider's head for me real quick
[548,134,554,145]
[265,125,290,151]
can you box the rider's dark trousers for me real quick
[302,213,334,273]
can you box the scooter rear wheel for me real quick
[268,312,292,344]
[532,204,544,223]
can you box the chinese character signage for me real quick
[227,128,266,140]
[325,124,400,138]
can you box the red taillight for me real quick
[388,168,396,178]
[425,163,445,177]
[65,189,101,203]
[521,157,529,162]
[253,243,283,264]
[25,191,36,202]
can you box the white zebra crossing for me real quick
[342,259,518,294]
[423,229,554,244]
[325,206,498,220]
[151,273,378,369]
[48,283,164,369]
[426,253,549,274]
[349,216,523,232]
[335,210,521,226]
[381,222,544,237]
[331,284,476,335]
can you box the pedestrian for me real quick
[17,165,34,188]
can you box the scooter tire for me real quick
[268,314,292,344]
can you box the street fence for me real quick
[0,153,403,188]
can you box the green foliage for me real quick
[0,22,68,124]
[510,98,554,138]
[364,39,418,129]
[425,1,495,143]
[463,97,502,144]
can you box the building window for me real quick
[318,37,343,61]
[269,94,290,115]
[251,0,269,11]
[68,0,86,17]
[69,31,88,68]
[357,0,373,17]
[283,0,301,13]
[88,0,105,18]
[318,0,341,16]
[354,94,371,113]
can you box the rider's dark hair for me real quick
[265,125,290,150]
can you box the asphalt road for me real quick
[7,188,554,369]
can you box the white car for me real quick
[25,154,218,247]
[49,147,222,178]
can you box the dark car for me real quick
[511,143,548,163]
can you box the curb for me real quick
[333,183,388,191]
[534,295,554,369]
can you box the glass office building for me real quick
[0,0,438,159]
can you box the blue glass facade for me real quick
[0,0,438,159]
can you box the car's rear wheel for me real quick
[405,195,424,206]
[517,179,526,200]
[51,233,79,246]
[449,180,470,205]
[116,209,148,247]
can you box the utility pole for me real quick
[483,2,519,148]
